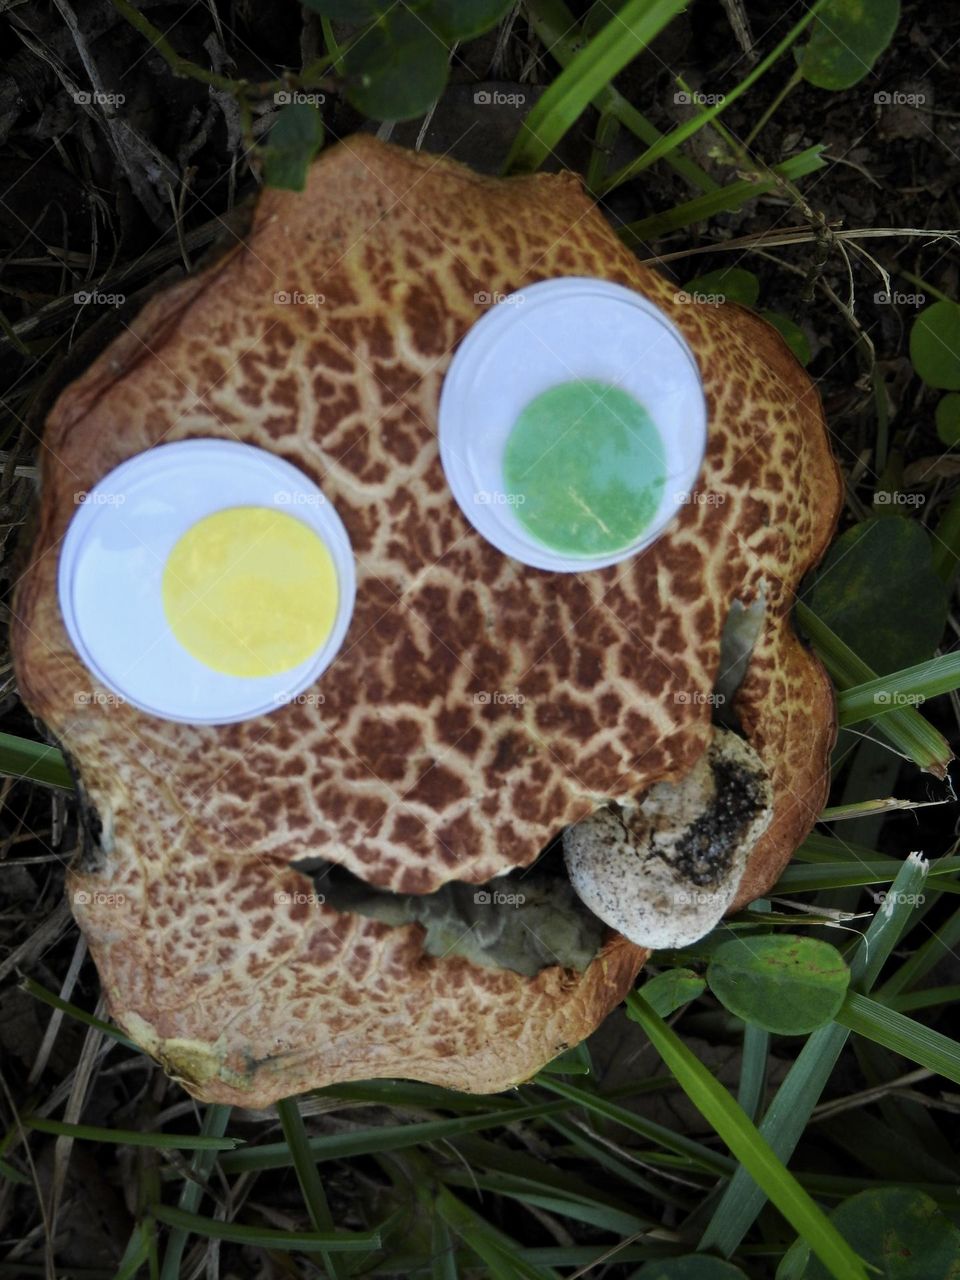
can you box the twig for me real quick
[109,0,337,99]
[638,226,960,267]
[720,0,757,62]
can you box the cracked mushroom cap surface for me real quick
[12,135,842,1105]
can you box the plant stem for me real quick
[743,67,802,147]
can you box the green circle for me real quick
[910,301,960,390]
[502,379,666,557]
[935,393,960,447]
[706,935,850,1036]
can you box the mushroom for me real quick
[12,135,841,1105]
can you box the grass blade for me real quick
[795,832,886,862]
[796,602,952,776]
[699,853,929,1256]
[837,991,960,1085]
[523,0,716,193]
[159,1104,232,1280]
[836,651,960,724]
[737,1023,770,1122]
[431,1212,458,1280]
[21,978,138,1048]
[320,16,345,73]
[597,0,829,192]
[317,1080,493,1111]
[586,105,620,193]
[0,1157,29,1186]
[625,993,870,1280]
[515,1245,672,1267]
[219,1100,569,1172]
[875,904,960,1000]
[932,487,960,586]
[542,1116,689,1206]
[446,1129,648,1206]
[620,146,826,244]
[887,984,960,1013]
[504,0,689,173]
[111,1220,154,1280]
[276,1096,344,1280]
[152,1205,379,1252]
[434,1186,562,1280]
[536,1078,734,1175]
[0,731,73,790]
[440,1169,651,1234]
[819,799,943,820]
[23,1117,240,1150]
[773,857,960,893]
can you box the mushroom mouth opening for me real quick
[294,837,608,979]
[293,727,774,977]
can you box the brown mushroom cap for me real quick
[12,135,841,1104]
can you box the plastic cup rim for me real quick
[57,438,356,724]
[438,276,708,573]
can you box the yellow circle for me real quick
[162,506,338,677]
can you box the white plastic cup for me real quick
[438,277,707,572]
[57,439,355,724]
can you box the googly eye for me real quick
[58,440,355,723]
[439,277,707,572]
